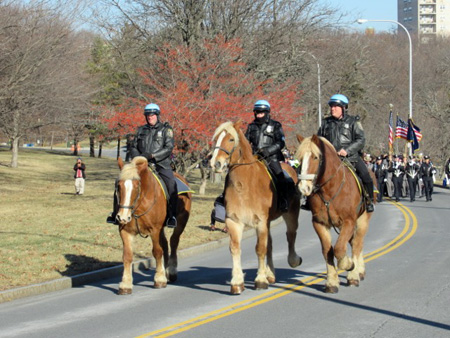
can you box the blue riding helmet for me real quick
[328,94,349,109]
[253,100,271,113]
[144,103,160,116]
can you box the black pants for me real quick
[407,176,418,201]
[353,157,372,185]
[422,176,433,201]
[157,167,178,217]
[392,176,403,201]
[376,178,385,202]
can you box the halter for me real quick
[213,133,257,169]
[118,179,141,210]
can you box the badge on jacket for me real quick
[166,128,173,138]
[266,125,273,133]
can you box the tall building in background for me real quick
[398,0,450,41]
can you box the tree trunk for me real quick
[89,136,95,157]
[10,136,20,168]
[98,142,103,158]
[198,165,207,195]
[116,137,121,159]
[73,138,78,156]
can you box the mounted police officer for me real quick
[405,156,420,202]
[318,94,374,212]
[107,103,178,228]
[245,100,289,212]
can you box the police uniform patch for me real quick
[266,125,273,133]
[166,128,173,138]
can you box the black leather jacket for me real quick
[130,121,175,170]
[245,118,285,162]
[318,114,365,162]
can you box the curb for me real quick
[0,224,265,304]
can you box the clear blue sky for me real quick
[322,0,398,32]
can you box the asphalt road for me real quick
[1,188,449,338]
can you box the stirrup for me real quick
[106,214,119,225]
[166,216,177,228]
[366,203,374,213]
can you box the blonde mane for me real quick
[212,121,240,143]
[119,157,144,181]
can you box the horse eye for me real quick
[229,138,234,142]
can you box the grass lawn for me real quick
[0,148,227,291]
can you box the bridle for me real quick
[213,132,257,170]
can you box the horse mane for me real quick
[212,121,240,143]
[119,156,145,181]
[295,135,335,160]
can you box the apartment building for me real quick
[398,0,450,39]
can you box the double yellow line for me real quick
[137,202,417,338]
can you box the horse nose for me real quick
[117,213,131,224]
[298,181,312,196]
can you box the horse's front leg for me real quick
[334,219,356,272]
[118,229,134,295]
[167,212,188,282]
[228,218,245,295]
[152,228,167,289]
[283,209,302,268]
[254,220,270,290]
[313,221,339,293]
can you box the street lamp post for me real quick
[301,51,322,128]
[357,19,413,155]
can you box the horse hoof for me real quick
[324,285,339,294]
[288,256,302,268]
[230,284,245,295]
[254,281,269,290]
[154,282,167,289]
[118,288,132,295]
[267,276,276,284]
[347,279,360,287]
[168,274,178,283]
[359,273,365,281]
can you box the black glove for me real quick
[256,148,270,159]
[143,152,154,160]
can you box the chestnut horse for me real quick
[295,134,376,293]
[115,156,192,295]
[210,121,302,295]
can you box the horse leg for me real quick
[283,210,302,268]
[254,220,270,290]
[152,229,167,289]
[167,212,188,282]
[118,229,134,295]
[334,219,355,272]
[347,213,370,286]
[228,218,245,295]
[313,221,339,293]
[265,230,276,284]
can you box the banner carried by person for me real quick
[395,116,408,140]
[407,118,422,153]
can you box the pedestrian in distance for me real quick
[419,155,436,202]
[73,158,86,195]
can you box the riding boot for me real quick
[106,189,119,225]
[364,182,375,213]
[276,173,289,212]
[166,191,178,228]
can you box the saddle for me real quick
[259,159,296,198]
[148,167,194,202]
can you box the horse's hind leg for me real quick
[265,231,275,284]
[228,218,245,295]
[254,220,271,290]
[118,229,134,295]
[313,222,339,293]
[167,210,189,282]
[283,210,302,268]
[152,229,167,289]
[347,213,370,286]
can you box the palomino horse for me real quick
[295,134,376,293]
[210,121,302,295]
[115,156,192,295]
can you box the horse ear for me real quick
[311,134,320,144]
[296,134,304,143]
[118,157,124,170]
[234,119,243,130]
[135,157,148,175]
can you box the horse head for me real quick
[210,121,243,173]
[116,156,147,225]
[295,134,323,196]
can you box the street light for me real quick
[301,51,322,128]
[357,19,413,121]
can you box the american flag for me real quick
[388,111,394,147]
[395,116,408,140]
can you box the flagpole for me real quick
[395,114,399,155]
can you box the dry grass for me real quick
[0,148,227,291]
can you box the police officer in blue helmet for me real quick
[245,100,290,212]
[107,103,178,227]
[318,94,375,212]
